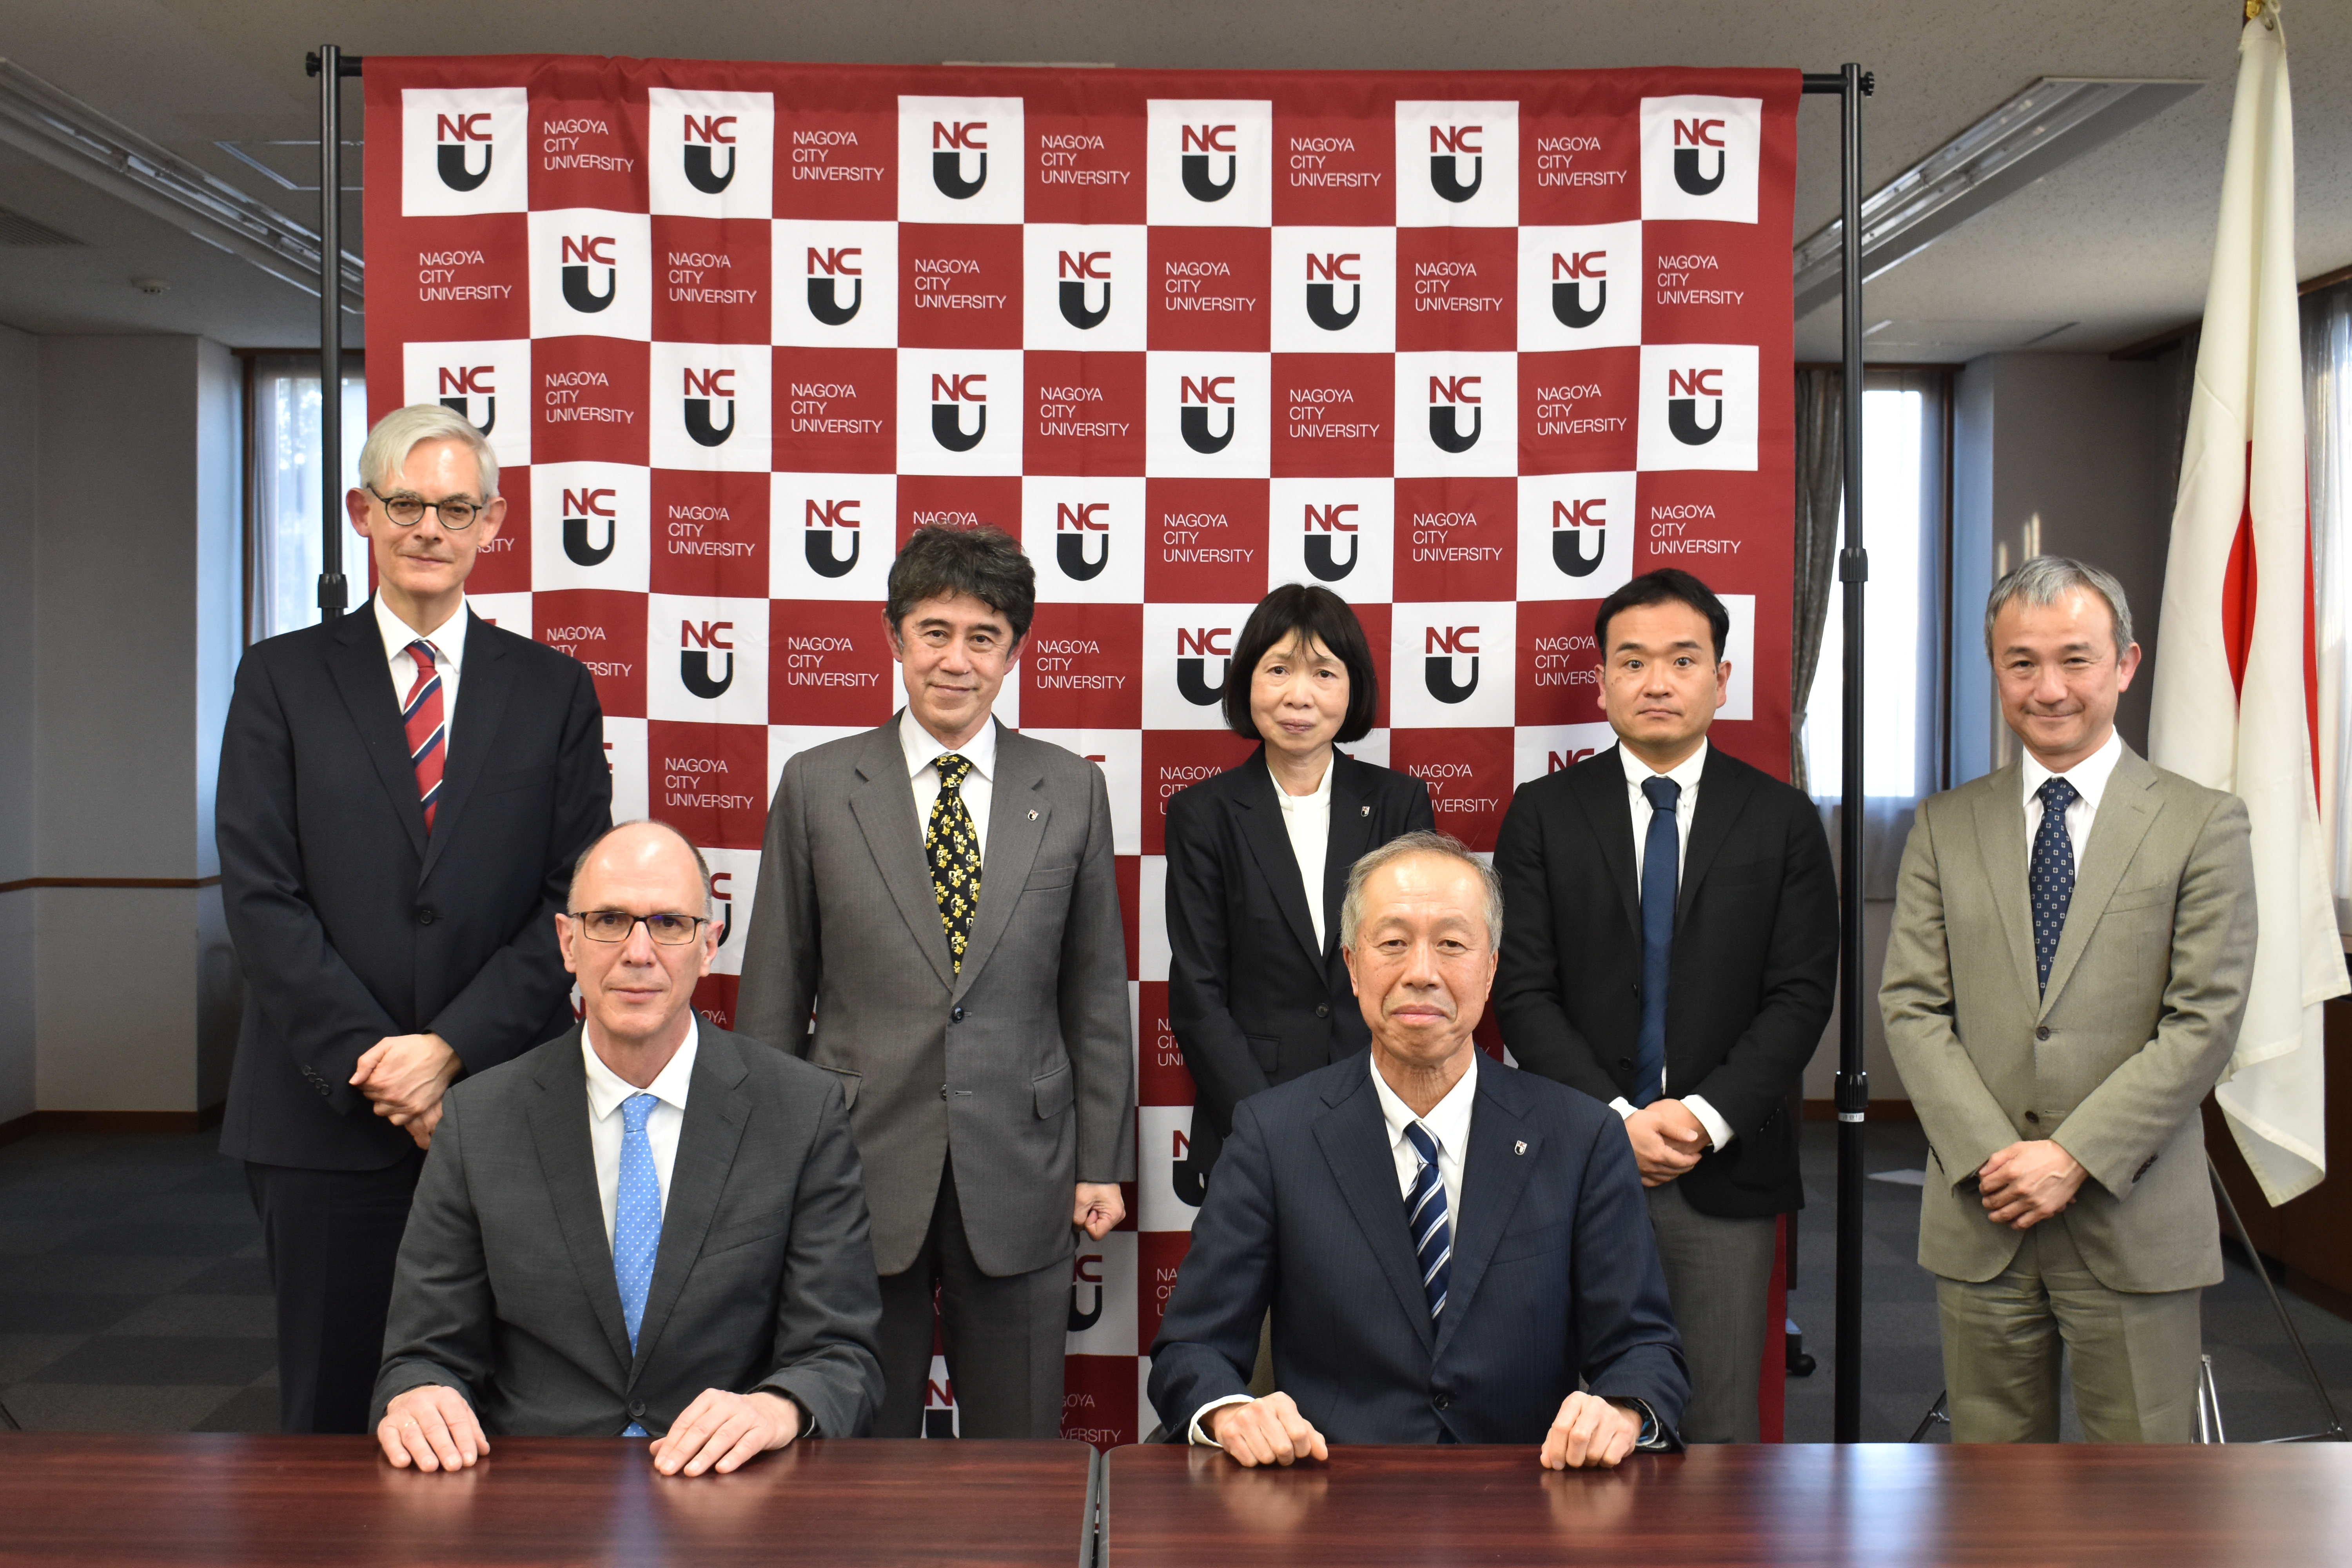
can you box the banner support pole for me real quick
[307,46,362,621]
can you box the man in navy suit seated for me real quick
[1149,830,1688,1468]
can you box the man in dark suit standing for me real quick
[738,525,1133,1439]
[372,821,883,1475]
[1492,569,1837,1444]
[218,404,611,1433]
[1150,831,1687,1466]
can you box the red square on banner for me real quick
[651,470,768,598]
[1642,220,1784,347]
[1138,1230,1192,1354]
[1516,599,1608,726]
[1394,477,1516,602]
[1144,480,1270,602]
[648,720,768,851]
[1061,1354,1138,1450]
[1147,229,1272,352]
[692,973,740,1032]
[534,338,651,467]
[528,91,649,211]
[1024,603,1144,729]
[1027,111,1147,225]
[1634,468,1784,586]
[373,213,529,344]
[1396,228,1516,352]
[535,588,649,719]
[897,475,1023,540]
[774,100,895,220]
[1352,599,1394,730]
[772,347,894,472]
[1390,726,1515,851]
[1518,347,1639,474]
[1269,353,1393,477]
[650,216,771,344]
[1270,107,1394,225]
[1142,730,1258,855]
[467,475,530,594]
[1025,351,1146,475]
[1518,98,1641,226]
[899,224,1024,348]
[1136,981,1193,1106]
[768,599,897,727]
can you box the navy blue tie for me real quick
[2030,777,2078,995]
[1635,776,1680,1109]
[1402,1122,1451,1321]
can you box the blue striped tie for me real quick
[1403,1121,1451,1321]
[613,1092,661,1437]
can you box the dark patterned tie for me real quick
[2030,777,2078,994]
[927,753,982,972]
[1634,776,1680,1108]
[1403,1121,1451,1321]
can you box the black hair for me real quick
[1221,583,1379,745]
[1593,568,1731,661]
[886,524,1037,642]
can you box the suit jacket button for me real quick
[2035,1026,2050,1041]
[940,1083,949,1100]
[414,906,437,926]
[1434,1393,1452,1410]
[629,1400,646,1418]
[2024,1110,2041,1125]
[1315,1003,1329,1018]
[951,1005,965,1022]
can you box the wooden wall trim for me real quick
[0,875,222,894]
[0,1105,226,1147]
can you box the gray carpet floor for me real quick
[2,1121,2348,1442]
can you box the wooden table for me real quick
[1107,1441,2352,1566]
[0,1435,1099,1566]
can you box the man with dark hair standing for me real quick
[738,524,1134,1439]
[1492,568,1837,1444]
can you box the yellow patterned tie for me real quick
[927,753,982,972]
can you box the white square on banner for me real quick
[1022,477,1147,603]
[701,846,763,978]
[771,220,899,348]
[530,463,652,593]
[401,87,528,216]
[1145,101,1274,227]
[1388,601,1517,729]
[769,473,897,601]
[1516,471,1637,602]
[648,89,775,220]
[1516,223,1643,352]
[1138,855,1169,982]
[402,339,532,472]
[1142,602,1261,730]
[1022,225,1149,352]
[600,714,649,824]
[1269,227,1396,354]
[1021,729,1143,856]
[899,96,1025,225]
[648,343,773,472]
[1716,592,1755,721]
[1143,353,1272,479]
[1266,477,1394,602]
[526,210,654,342]
[1640,96,1764,224]
[1514,721,1617,788]
[1636,344,1759,472]
[1066,1230,1139,1357]
[468,592,533,639]
[1137,1104,1203,1233]
[1348,728,1392,769]
[896,349,1025,475]
[646,593,769,726]
[1393,352,1517,478]
[1393,101,1519,228]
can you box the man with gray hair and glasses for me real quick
[1882,555,2257,1442]
[220,403,610,1432]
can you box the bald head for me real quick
[560,821,719,1069]
[568,820,713,920]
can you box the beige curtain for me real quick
[1789,368,1843,794]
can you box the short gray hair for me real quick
[1340,831,1504,952]
[357,403,501,499]
[1984,555,2134,660]
[567,820,715,919]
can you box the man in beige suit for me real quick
[1882,556,2256,1443]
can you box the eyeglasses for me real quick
[568,910,708,946]
[368,485,485,530]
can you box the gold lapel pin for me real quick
[1514,1141,1527,1156]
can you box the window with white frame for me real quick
[248,356,367,643]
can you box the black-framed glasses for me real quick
[368,485,485,530]
[568,910,708,946]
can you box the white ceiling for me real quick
[2,0,2346,361]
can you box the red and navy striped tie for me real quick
[401,640,446,832]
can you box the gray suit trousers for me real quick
[1644,1179,1775,1443]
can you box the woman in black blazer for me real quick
[1165,584,1435,1178]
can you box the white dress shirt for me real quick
[375,594,468,749]
[2021,727,2123,868]
[581,1018,698,1248]
[1272,754,1335,955]
[1611,741,1733,1152]
[902,706,997,857]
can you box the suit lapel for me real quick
[2039,750,2161,1016]
[524,1031,633,1374]
[325,602,428,862]
[953,722,1047,998]
[1230,749,1323,971]
[1432,1067,1539,1365]
[1968,766,2042,1005]
[1570,748,1642,942]
[1673,747,1752,930]
[629,1027,751,1380]
[846,719,956,993]
[1322,753,1380,960]
[1313,1061,1436,1356]
[419,612,512,885]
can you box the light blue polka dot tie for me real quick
[613,1091,661,1436]
[2030,778,2078,995]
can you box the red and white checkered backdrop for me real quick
[363,56,1798,1448]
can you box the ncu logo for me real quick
[1429,124,1483,203]
[562,487,616,567]
[1552,497,1607,578]
[436,113,493,192]
[1169,1126,1208,1207]
[1302,503,1358,581]
[1667,367,1722,445]
[680,619,734,699]
[804,499,861,579]
[931,373,987,452]
[1180,376,1235,455]
[1306,252,1360,332]
[1176,625,1232,707]
[682,113,737,194]
[436,365,495,436]
[1425,624,1479,704]
[682,367,735,448]
[933,120,988,200]
[1673,117,1727,196]
[560,234,616,314]
[707,871,735,949]
[1428,375,1481,454]
[1069,1252,1105,1332]
[1058,251,1111,330]
[1181,123,1237,203]
[1552,251,1606,329]
[1055,503,1110,581]
[806,246,862,326]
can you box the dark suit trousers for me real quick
[874,1158,1067,1439]
[245,1152,425,1434]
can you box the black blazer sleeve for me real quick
[757,1078,888,1438]
[1146,1092,1281,1434]
[371,1085,494,1419]
[1163,783,1272,1136]
[1491,780,1622,1106]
